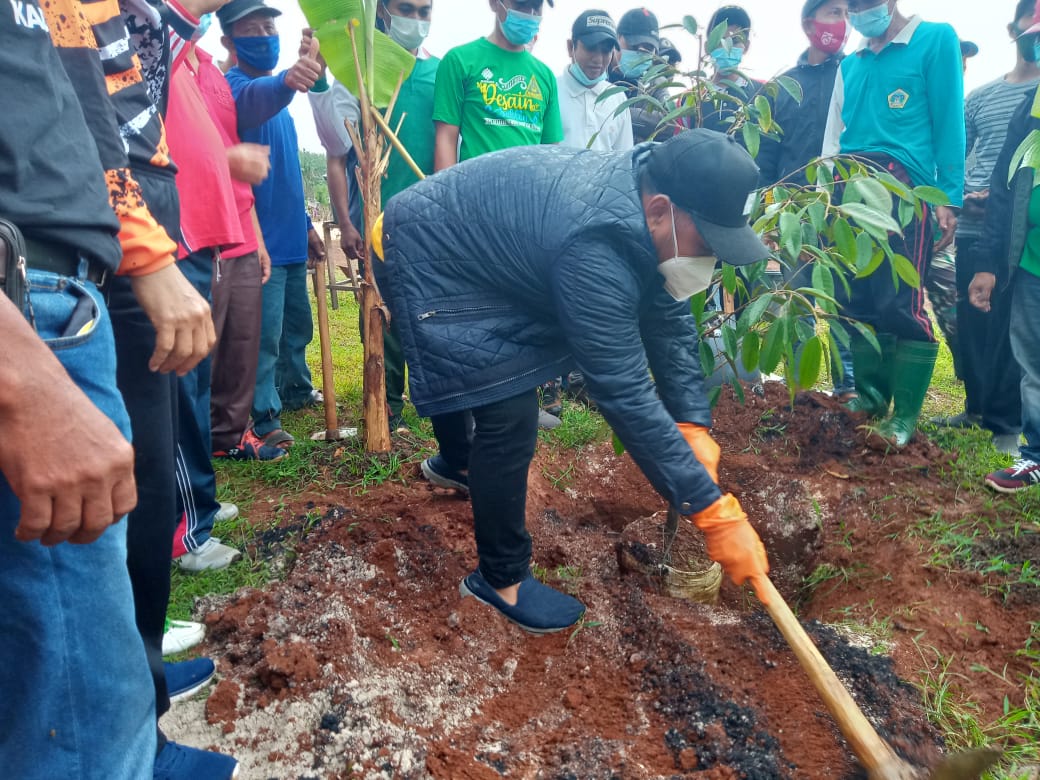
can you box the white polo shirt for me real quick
[556,67,634,152]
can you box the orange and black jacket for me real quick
[41,0,186,276]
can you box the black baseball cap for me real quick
[617,8,660,49]
[647,130,769,266]
[801,0,829,18]
[217,0,281,33]
[708,5,751,33]
[571,10,619,48]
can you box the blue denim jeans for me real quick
[1010,270,1040,462]
[252,262,313,437]
[0,270,155,778]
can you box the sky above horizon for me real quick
[197,0,1027,153]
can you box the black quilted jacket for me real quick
[375,143,721,514]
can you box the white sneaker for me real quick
[175,537,241,572]
[215,502,239,523]
[162,619,205,656]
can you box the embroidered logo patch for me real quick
[888,89,909,109]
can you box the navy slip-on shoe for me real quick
[164,657,216,703]
[420,454,469,493]
[459,569,585,634]
[154,741,238,780]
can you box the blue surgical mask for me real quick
[194,12,212,41]
[849,2,893,39]
[233,34,280,71]
[711,45,744,72]
[568,61,606,87]
[498,2,541,46]
[619,48,652,79]
[1033,39,1040,65]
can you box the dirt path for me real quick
[164,386,1036,778]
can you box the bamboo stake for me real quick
[370,107,427,182]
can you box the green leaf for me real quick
[721,323,738,358]
[699,339,716,378]
[779,211,801,260]
[845,177,892,216]
[850,320,881,354]
[826,331,845,382]
[689,290,708,327]
[759,316,786,374]
[911,186,950,206]
[729,375,746,404]
[854,231,875,272]
[811,261,835,301]
[855,247,885,278]
[741,331,760,372]
[796,335,822,390]
[775,75,804,104]
[738,293,773,333]
[754,95,773,132]
[721,263,737,295]
[830,319,850,348]
[303,0,416,109]
[742,122,761,159]
[708,385,722,408]
[832,218,856,268]
[808,201,828,233]
[891,253,921,289]
[707,20,729,51]
[837,202,900,238]
[611,431,625,456]
[682,14,698,35]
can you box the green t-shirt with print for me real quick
[432,37,563,161]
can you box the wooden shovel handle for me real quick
[758,577,914,779]
[310,260,339,436]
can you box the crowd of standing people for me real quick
[2,0,1040,777]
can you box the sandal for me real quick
[260,428,295,450]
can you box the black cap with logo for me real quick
[571,10,620,48]
[647,129,769,266]
[217,0,281,33]
[617,8,660,50]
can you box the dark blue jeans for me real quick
[432,390,540,589]
[1010,270,1040,461]
[252,262,313,436]
[0,270,155,778]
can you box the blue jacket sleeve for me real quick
[927,25,966,206]
[551,243,721,515]
[227,69,296,132]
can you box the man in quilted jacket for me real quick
[375,129,773,633]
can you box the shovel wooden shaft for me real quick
[758,577,916,780]
[311,260,339,436]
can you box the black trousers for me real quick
[431,390,540,589]
[843,155,936,342]
[113,168,181,750]
[954,236,1022,435]
[109,278,177,741]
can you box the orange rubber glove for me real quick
[691,493,770,603]
[677,422,720,485]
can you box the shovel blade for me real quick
[926,749,1001,780]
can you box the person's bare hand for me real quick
[933,205,958,253]
[178,0,231,20]
[968,271,996,313]
[962,190,988,221]
[0,300,137,546]
[307,227,327,270]
[130,263,216,375]
[226,143,270,185]
[284,36,322,93]
[340,223,365,260]
[258,246,272,284]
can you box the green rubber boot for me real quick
[874,339,939,448]
[844,332,897,418]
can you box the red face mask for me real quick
[809,19,848,54]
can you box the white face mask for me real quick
[387,14,430,51]
[658,204,716,300]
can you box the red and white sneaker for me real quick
[984,458,1040,493]
[213,428,287,461]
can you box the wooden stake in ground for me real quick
[345,17,392,453]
